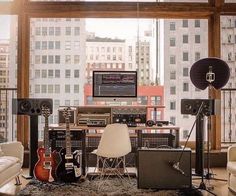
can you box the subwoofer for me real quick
[137,148,192,189]
[12,98,53,115]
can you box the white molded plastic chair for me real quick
[227,144,236,193]
[92,123,131,183]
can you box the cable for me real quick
[176,101,204,164]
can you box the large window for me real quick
[221,15,236,143]
[0,15,18,142]
[2,1,228,148]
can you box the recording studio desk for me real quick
[49,125,180,175]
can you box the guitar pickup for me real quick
[65,163,74,168]
[65,154,73,159]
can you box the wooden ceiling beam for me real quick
[23,2,214,18]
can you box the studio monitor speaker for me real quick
[12,98,53,116]
[137,148,192,189]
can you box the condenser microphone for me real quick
[206,65,215,83]
[169,161,185,175]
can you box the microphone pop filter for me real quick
[190,57,230,90]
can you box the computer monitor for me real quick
[92,71,137,101]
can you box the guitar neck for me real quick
[44,117,51,156]
[65,119,72,155]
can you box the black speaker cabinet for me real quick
[137,148,192,189]
[12,98,53,115]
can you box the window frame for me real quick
[1,0,232,149]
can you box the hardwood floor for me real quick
[0,167,235,196]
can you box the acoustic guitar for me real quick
[56,107,82,182]
[34,106,58,182]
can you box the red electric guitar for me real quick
[34,106,58,182]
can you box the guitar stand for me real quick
[21,174,33,180]
[22,116,39,180]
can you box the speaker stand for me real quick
[22,116,38,179]
[194,114,216,196]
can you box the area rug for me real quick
[17,178,202,196]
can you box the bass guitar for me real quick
[56,107,82,182]
[34,106,58,182]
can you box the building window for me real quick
[55,55,60,64]
[183,35,188,44]
[170,117,176,125]
[35,55,40,64]
[55,84,60,93]
[35,85,40,93]
[183,67,189,77]
[74,100,80,106]
[170,101,176,110]
[42,41,47,50]
[65,27,71,35]
[74,27,80,36]
[183,52,189,61]
[195,52,201,61]
[65,100,70,106]
[183,82,189,91]
[35,41,41,50]
[170,71,176,80]
[54,99,60,109]
[35,27,41,35]
[182,20,188,27]
[74,70,79,78]
[137,96,148,105]
[42,70,47,78]
[42,27,47,36]
[48,55,54,64]
[195,35,201,43]
[195,20,200,28]
[170,55,176,64]
[49,27,54,35]
[48,41,54,49]
[151,96,161,105]
[41,85,47,93]
[35,70,40,78]
[170,22,176,31]
[48,69,53,78]
[170,38,176,47]
[65,85,70,93]
[74,85,79,93]
[55,27,61,36]
[55,69,60,78]
[48,84,53,93]
[170,86,176,95]
[55,41,60,49]
[42,55,47,64]
[65,69,71,78]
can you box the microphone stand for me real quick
[178,101,216,196]
[204,68,227,182]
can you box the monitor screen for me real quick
[92,71,137,99]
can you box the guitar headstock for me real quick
[63,107,71,123]
[41,106,51,118]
